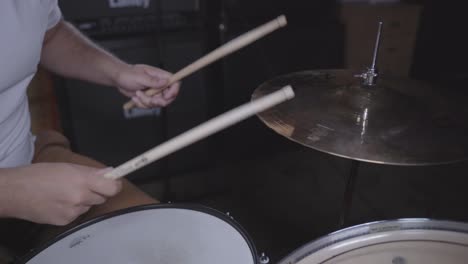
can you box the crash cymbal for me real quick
[252,69,468,165]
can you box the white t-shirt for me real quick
[0,0,62,167]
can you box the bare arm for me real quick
[40,20,126,87]
[39,20,180,108]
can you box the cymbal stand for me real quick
[339,160,360,227]
[339,22,383,227]
[354,21,383,86]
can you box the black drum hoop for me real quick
[278,218,468,264]
[17,203,259,264]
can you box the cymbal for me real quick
[252,69,468,165]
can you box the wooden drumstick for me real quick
[106,85,294,180]
[123,15,288,111]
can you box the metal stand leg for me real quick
[339,160,360,227]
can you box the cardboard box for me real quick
[340,3,422,77]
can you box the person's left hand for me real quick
[115,64,180,108]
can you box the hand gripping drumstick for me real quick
[106,85,294,180]
[123,15,288,111]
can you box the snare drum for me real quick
[278,219,468,264]
[19,204,260,264]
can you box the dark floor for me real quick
[139,144,468,263]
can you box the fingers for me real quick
[140,68,180,105]
[86,172,123,198]
[131,74,171,108]
[119,64,181,108]
[139,67,180,100]
[131,95,149,109]
[137,73,168,90]
[132,90,175,108]
[162,82,180,100]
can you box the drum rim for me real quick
[17,203,259,264]
[277,218,468,264]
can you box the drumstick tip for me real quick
[277,15,288,27]
[282,85,295,100]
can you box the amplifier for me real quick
[58,0,205,37]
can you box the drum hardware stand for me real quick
[354,21,383,87]
[339,160,360,227]
[339,22,383,227]
[226,212,234,220]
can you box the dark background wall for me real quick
[409,0,468,83]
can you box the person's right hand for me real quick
[0,163,122,225]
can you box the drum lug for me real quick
[226,212,234,220]
[259,252,270,264]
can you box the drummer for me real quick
[0,0,180,258]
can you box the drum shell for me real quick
[18,204,259,264]
[278,218,468,264]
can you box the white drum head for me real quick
[279,219,468,264]
[20,204,257,264]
